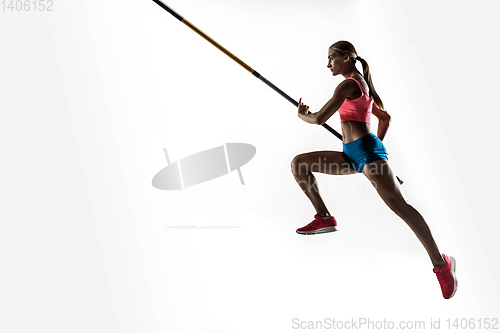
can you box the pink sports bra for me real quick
[337,78,373,124]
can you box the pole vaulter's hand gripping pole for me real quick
[152,0,404,185]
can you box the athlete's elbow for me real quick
[381,112,392,124]
[386,114,392,124]
[316,113,328,125]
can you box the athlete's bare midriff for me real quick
[341,120,371,144]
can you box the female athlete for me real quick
[291,41,457,299]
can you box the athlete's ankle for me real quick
[433,255,446,268]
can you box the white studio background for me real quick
[0,0,498,332]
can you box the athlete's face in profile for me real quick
[327,49,347,76]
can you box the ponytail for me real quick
[356,56,384,110]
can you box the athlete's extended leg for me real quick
[362,159,445,268]
[291,151,357,217]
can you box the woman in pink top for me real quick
[292,41,457,299]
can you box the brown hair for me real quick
[329,41,384,110]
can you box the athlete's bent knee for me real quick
[291,155,307,174]
[291,157,300,175]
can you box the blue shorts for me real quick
[342,133,388,173]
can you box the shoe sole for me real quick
[296,226,338,235]
[448,256,458,299]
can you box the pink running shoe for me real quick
[296,214,337,235]
[433,254,458,299]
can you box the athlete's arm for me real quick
[372,103,392,141]
[316,80,358,125]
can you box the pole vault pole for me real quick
[151,0,342,140]
[151,0,404,184]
